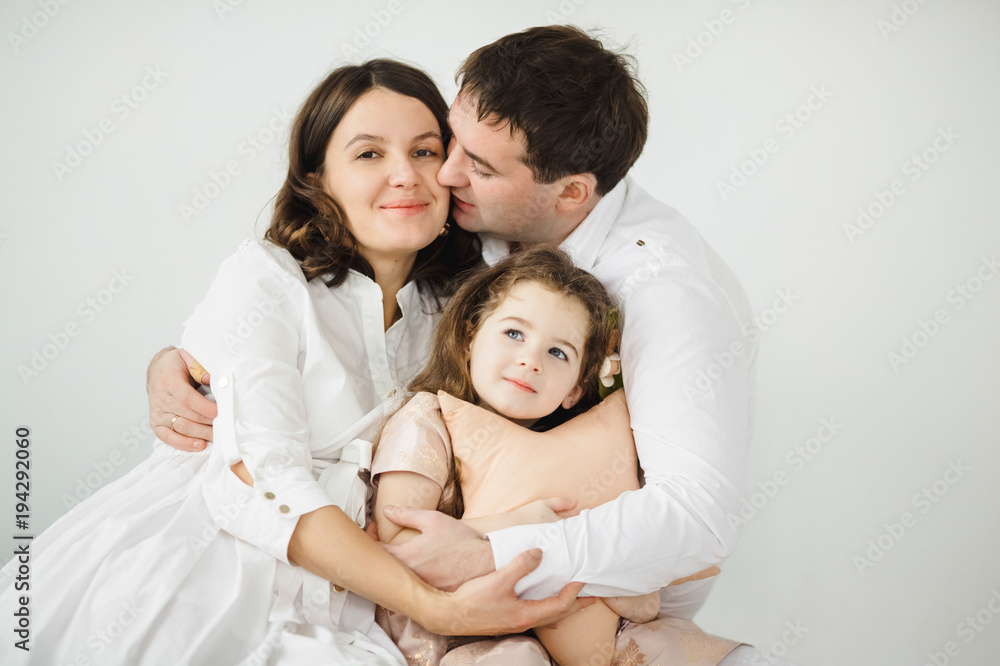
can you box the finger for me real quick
[528,582,593,628]
[381,505,436,531]
[493,548,544,588]
[167,414,214,442]
[178,348,210,385]
[667,565,720,586]
[547,497,577,512]
[176,386,218,422]
[153,425,207,452]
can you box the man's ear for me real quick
[562,384,584,410]
[554,173,598,215]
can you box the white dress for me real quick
[0,239,440,665]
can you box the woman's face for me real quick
[321,87,449,266]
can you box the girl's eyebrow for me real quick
[500,316,579,357]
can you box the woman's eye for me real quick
[414,148,438,158]
[549,347,568,361]
[357,150,379,160]
[504,329,524,341]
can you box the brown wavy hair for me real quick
[456,25,648,196]
[265,59,481,297]
[398,246,621,517]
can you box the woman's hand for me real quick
[422,548,595,636]
[147,346,217,451]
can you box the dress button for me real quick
[388,389,397,397]
[218,376,230,388]
[263,492,275,500]
[279,505,290,514]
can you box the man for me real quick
[151,26,790,666]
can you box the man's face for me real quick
[437,93,563,244]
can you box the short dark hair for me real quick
[457,25,648,195]
[266,59,481,296]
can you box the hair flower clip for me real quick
[599,352,621,387]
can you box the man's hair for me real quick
[457,25,648,195]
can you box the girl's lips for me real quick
[504,378,536,393]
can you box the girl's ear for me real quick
[561,384,584,410]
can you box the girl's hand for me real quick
[514,497,578,524]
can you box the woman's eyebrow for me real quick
[345,131,442,149]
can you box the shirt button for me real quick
[279,505,290,514]
[636,239,645,247]
[218,376,230,388]
[388,389,397,397]
[263,492,275,500]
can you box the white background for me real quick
[2,1,999,664]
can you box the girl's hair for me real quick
[400,246,621,517]
[264,59,482,297]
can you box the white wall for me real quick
[2,1,998,664]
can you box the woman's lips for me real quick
[381,200,429,216]
[504,378,536,393]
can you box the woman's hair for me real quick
[397,246,621,517]
[265,59,482,296]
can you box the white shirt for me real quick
[182,239,438,566]
[484,178,756,600]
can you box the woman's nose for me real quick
[387,156,419,188]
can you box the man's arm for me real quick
[147,346,217,451]
[486,259,754,598]
[384,252,754,597]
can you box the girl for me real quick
[0,61,588,665]
[372,246,738,666]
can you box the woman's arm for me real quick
[289,504,592,636]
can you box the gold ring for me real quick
[169,414,179,431]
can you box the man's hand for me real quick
[147,347,217,452]
[426,549,594,636]
[380,505,496,591]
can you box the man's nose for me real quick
[438,139,468,188]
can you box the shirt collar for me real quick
[479,177,630,270]
[558,177,628,271]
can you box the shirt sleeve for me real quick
[181,240,338,564]
[488,260,753,599]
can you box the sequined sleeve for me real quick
[371,392,453,494]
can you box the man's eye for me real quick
[504,329,524,341]
[471,163,493,179]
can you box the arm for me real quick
[488,249,754,599]
[184,241,590,634]
[146,346,217,451]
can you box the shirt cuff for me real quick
[487,523,573,601]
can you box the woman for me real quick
[0,60,588,665]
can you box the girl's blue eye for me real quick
[549,347,567,361]
[504,329,523,341]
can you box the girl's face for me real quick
[467,280,588,426]
[321,87,449,266]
